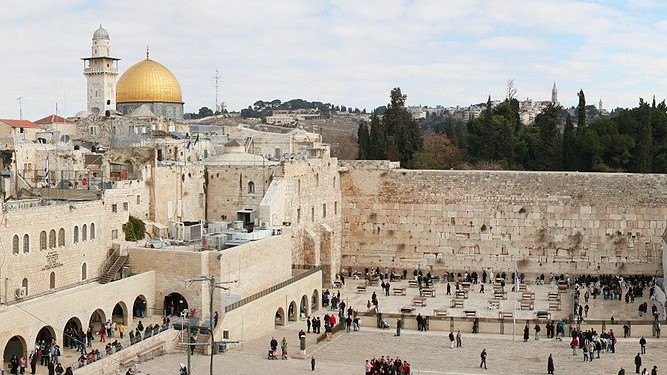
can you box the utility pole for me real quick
[213,69,221,115]
[187,276,237,375]
[16,97,25,120]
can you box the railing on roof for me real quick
[224,265,323,313]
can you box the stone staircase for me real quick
[99,255,128,284]
[178,332,210,354]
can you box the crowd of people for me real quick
[364,356,411,375]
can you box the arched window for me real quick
[58,228,65,247]
[40,231,47,250]
[49,272,55,289]
[22,234,29,253]
[81,263,87,281]
[90,223,96,240]
[12,235,19,254]
[73,226,79,243]
[248,181,255,193]
[22,278,28,295]
[82,224,88,241]
[48,229,56,249]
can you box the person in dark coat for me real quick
[547,354,554,374]
[635,353,642,374]
[523,325,530,342]
[311,356,316,371]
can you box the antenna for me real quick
[16,97,25,120]
[213,69,221,115]
[146,44,150,59]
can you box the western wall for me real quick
[339,160,667,276]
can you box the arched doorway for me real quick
[288,301,297,322]
[112,302,128,324]
[3,336,26,363]
[300,295,309,318]
[63,317,82,351]
[163,292,188,317]
[36,326,56,346]
[275,307,285,327]
[311,289,319,312]
[133,295,148,318]
[89,309,106,332]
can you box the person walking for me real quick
[547,353,555,374]
[534,323,541,340]
[479,349,487,369]
[311,356,316,371]
[640,336,647,354]
[523,324,530,342]
[280,337,288,360]
[306,317,311,333]
[449,331,455,349]
[456,330,462,348]
[635,353,642,374]
[656,322,661,339]
[651,365,657,375]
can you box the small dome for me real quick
[93,25,109,39]
[116,59,183,103]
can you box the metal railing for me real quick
[225,266,323,313]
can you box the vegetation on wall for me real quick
[124,215,146,241]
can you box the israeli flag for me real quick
[514,263,519,287]
[44,156,49,185]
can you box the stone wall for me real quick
[152,163,206,224]
[340,162,667,277]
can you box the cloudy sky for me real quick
[2,0,667,120]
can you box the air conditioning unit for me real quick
[15,287,26,299]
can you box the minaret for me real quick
[82,25,120,116]
[599,99,603,112]
[551,82,558,106]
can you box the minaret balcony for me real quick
[84,67,118,74]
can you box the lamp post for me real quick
[187,276,237,375]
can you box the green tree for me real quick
[381,88,423,167]
[124,216,146,241]
[356,121,370,159]
[562,114,577,170]
[577,90,586,127]
[532,105,562,170]
[412,133,465,169]
[368,113,387,159]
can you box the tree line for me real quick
[358,88,667,173]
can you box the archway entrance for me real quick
[36,326,56,346]
[311,289,319,312]
[3,336,26,363]
[300,295,309,318]
[112,302,128,324]
[163,292,188,317]
[133,295,147,318]
[63,317,82,350]
[275,307,285,327]
[288,301,297,322]
[89,309,106,332]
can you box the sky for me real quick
[2,0,667,120]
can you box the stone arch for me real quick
[36,325,56,345]
[300,294,309,318]
[112,301,128,324]
[90,223,96,240]
[48,229,56,248]
[133,295,148,318]
[63,317,82,350]
[12,235,19,254]
[49,272,55,289]
[163,292,189,317]
[73,226,79,243]
[275,307,285,327]
[58,228,65,247]
[81,263,87,281]
[311,289,320,312]
[21,278,28,296]
[88,309,106,331]
[288,301,298,322]
[3,335,26,363]
[82,224,88,241]
[22,234,29,253]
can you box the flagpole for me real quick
[512,262,517,341]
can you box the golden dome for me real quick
[116,59,183,103]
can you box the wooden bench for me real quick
[393,287,406,296]
[450,298,464,308]
[518,284,527,292]
[431,275,441,283]
[548,302,561,311]
[408,280,419,288]
[333,280,343,289]
[356,285,367,293]
[390,274,402,282]
[548,292,561,301]
[487,299,500,310]
[463,310,477,317]
[557,283,568,292]
[522,291,535,300]
[494,291,507,300]
[499,311,513,319]
[461,282,471,291]
[455,290,468,299]
[368,278,379,286]
[536,311,551,320]
[412,296,427,307]
[520,300,534,310]
[420,288,436,298]
[400,306,416,314]
[433,309,448,317]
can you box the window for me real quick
[22,234,29,253]
[81,263,87,280]
[111,229,118,240]
[90,223,95,240]
[12,235,19,254]
[323,204,327,218]
[136,195,141,205]
[123,202,128,211]
[82,224,88,241]
[21,278,28,296]
[112,204,118,213]
[58,228,65,247]
[297,208,301,223]
[49,272,55,289]
[73,226,79,243]
[248,181,255,193]
[40,231,47,250]
[335,201,338,215]
[311,207,314,222]
[48,230,56,249]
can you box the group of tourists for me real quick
[364,356,411,375]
